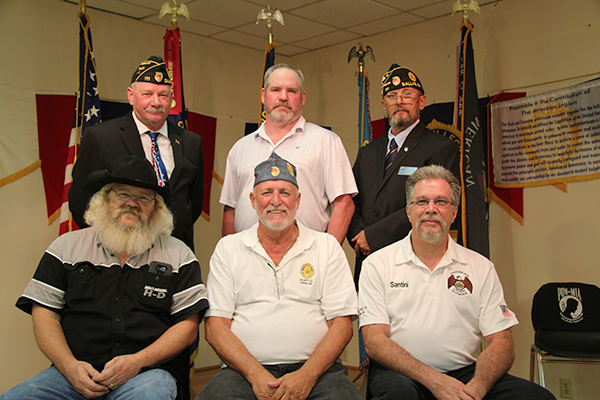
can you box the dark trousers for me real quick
[369,361,556,400]
[196,362,361,400]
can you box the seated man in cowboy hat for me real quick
[1,156,208,400]
[197,153,361,400]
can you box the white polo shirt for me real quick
[219,116,358,233]
[358,233,518,373]
[207,222,358,365]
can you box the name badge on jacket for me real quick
[398,166,418,176]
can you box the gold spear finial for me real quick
[79,0,86,13]
[159,0,190,29]
[256,6,284,44]
[451,0,480,23]
[348,43,375,74]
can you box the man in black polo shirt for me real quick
[1,156,208,400]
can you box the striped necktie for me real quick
[148,131,168,187]
[384,138,398,174]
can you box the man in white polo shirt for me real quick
[220,63,357,244]
[358,165,554,400]
[198,153,361,400]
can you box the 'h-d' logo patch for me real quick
[557,286,584,323]
[143,285,168,299]
[448,271,473,296]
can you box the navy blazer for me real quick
[348,121,459,286]
[69,113,203,251]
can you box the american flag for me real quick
[59,10,102,235]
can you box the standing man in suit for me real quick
[69,56,203,251]
[348,64,459,287]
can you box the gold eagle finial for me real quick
[257,6,284,44]
[348,43,375,73]
[159,0,190,29]
[451,0,480,23]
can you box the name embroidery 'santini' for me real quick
[447,271,473,296]
[389,281,409,289]
[300,263,315,286]
[143,285,168,299]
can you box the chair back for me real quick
[531,282,600,357]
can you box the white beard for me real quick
[95,205,159,256]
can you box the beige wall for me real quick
[1,0,599,397]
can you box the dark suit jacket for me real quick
[69,113,203,251]
[348,121,459,286]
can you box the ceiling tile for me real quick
[210,29,269,51]
[275,43,312,57]
[293,29,362,50]
[289,0,400,29]
[67,0,155,19]
[185,0,261,28]
[412,0,461,19]
[348,12,425,36]
[373,0,445,12]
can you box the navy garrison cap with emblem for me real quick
[254,152,298,188]
[131,56,172,85]
[381,64,424,96]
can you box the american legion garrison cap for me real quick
[131,56,172,85]
[381,63,424,96]
[254,152,299,188]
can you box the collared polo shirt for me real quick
[358,233,518,373]
[206,222,357,365]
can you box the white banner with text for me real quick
[491,79,600,187]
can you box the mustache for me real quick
[419,214,442,224]
[144,107,166,113]
[115,206,148,223]
[272,101,292,110]
[265,205,288,213]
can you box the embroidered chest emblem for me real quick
[448,271,473,296]
[143,285,168,299]
[300,263,315,285]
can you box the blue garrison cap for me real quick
[253,152,298,188]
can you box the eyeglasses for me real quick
[111,189,155,205]
[384,90,420,104]
[410,198,455,209]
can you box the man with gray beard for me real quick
[198,153,361,400]
[348,64,459,288]
[2,156,208,400]
[358,165,554,400]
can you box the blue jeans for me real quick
[196,362,362,400]
[368,361,556,400]
[0,366,177,400]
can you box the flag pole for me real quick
[452,0,490,258]
[348,43,375,148]
[257,6,283,124]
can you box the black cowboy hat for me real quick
[84,155,171,206]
